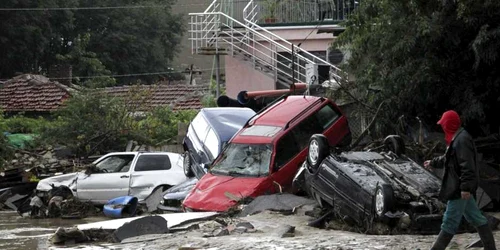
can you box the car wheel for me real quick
[307,134,330,171]
[373,184,395,219]
[383,135,405,156]
[183,152,195,178]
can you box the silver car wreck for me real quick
[36,152,188,204]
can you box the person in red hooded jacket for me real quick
[424,110,496,250]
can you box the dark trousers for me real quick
[441,197,488,234]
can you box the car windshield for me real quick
[210,143,272,177]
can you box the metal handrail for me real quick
[243,0,344,80]
[190,13,309,82]
[190,0,347,88]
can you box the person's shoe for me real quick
[477,224,497,250]
[431,230,454,250]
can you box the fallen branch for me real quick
[349,100,387,149]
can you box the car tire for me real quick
[307,134,330,171]
[383,135,405,156]
[183,152,195,178]
[373,184,395,219]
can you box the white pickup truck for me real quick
[36,152,188,204]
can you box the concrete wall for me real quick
[225,25,335,95]
[224,56,275,98]
[171,0,222,83]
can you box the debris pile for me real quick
[29,185,98,219]
[2,146,92,177]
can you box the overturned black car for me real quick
[293,134,446,233]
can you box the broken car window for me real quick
[95,155,135,173]
[275,133,300,168]
[135,155,172,171]
[210,143,272,177]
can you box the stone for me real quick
[43,151,53,159]
[10,159,18,164]
[273,225,295,238]
[235,222,254,230]
[59,160,71,167]
[48,158,58,164]
[50,227,88,245]
[28,157,36,162]
[213,228,230,237]
[110,216,169,243]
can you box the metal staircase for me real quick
[189,0,346,89]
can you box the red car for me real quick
[182,95,352,212]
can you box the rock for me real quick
[110,216,169,243]
[23,154,30,159]
[43,151,53,159]
[10,159,18,164]
[50,227,88,245]
[212,228,230,237]
[28,157,36,162]
[273,225,295,238]
[48,158,58,164]
[59,160,71,167]
[235,222,254,230]
[233,226,248,234]
[15,153,22,158]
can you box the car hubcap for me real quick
[375,189,384,216]
[309,140,319,164]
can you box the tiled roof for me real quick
[102,84,209,111]
[0,74,74,112]
[173,96,205,111]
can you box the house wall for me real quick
[224,56,275,98]
[171,0,219,83]
[225,25,336,95]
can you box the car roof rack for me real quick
[284,97,325,130]
[243,93,289,127]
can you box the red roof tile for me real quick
[102,84,209,111]
[0,74,74,112]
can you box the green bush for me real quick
[139,107,197,146]
[0,115,50,134]
[42,87,198,158]
[0,112,13,169]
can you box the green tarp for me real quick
[6,133,36,149]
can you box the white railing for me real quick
[235,0,361,25]
[190,0,347,88]
[191,11,312,87]
[243,0,345,83]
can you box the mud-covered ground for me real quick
[56,210,500,250]
[2,210,499,250]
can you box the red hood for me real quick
[183,173,271,212]
[437,110,461,146]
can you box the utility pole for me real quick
[215,54,220,98]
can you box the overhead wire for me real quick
[0,1,253,11]
[0,65,232,81]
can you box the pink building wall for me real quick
[224,56,275,98]
[224,26,336,97]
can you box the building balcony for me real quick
[229,0,360,26]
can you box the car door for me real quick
[129,154,186,200]
[76,154,135,204]
[270,132,302,191]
